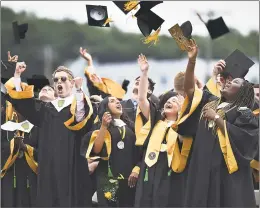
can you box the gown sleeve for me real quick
[225,109,259,164]
[4,91,46,127]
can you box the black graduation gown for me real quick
[1,128,38,207]
[134,101,174,207]
[5,94,95,207]
[180,90,259,207]
[81,125,141,207]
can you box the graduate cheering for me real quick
[81,95,141,207]
[134,54,193,207]
[3,62,95,207]
[182,40,259,207]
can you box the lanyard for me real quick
[118,126,126,141]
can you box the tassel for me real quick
[142,27,161,46]
[144,167,148,182]
[108,165,113,178]
[124,1,139,11]
[6,101,13,122]
[103,17,113,27]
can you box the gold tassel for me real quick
[124,1,139,11]
[142,27,161,46]
[103,17,113,27]
[6,101,14,122]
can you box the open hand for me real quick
[79,47,92,63]
[187,39,198,61]
[138,54,149,73]
[102,112,112,128]
[128,172,138,188]
[8,51,18,62]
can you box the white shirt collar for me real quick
[51,94,75,112]
[1,120,34,133]
[113,119,126,127]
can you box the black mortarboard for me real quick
[1,61,16,84]
[196,13,229,40]
[113,1,140,14]
[206,17,230,39]
[12,21,28,44]
[121,79,130,93]
[86,5,110,27]
[138,1,163,11]
[135,9,164,37]
[27,75,50,92]
[180,21,193,39]
[224,49,255,78]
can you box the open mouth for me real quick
[57,85,63,92]
[116,105,122,110]
[165,103,172,109]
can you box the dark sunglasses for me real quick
[53,76,71,83]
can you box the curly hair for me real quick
[200,80,255,132]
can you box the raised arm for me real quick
[184,40,198,100]
[137,54,150,120]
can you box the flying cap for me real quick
[86,5,111,27]
[12,21,28,44]
[168,21,193,51]
[113,1,140,14]
[196,13,229,39]
[224,49,255,78]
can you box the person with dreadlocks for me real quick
[81,96,142,207]
[181,40,258,207]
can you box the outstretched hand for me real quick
[187,39,198,61]
[8,51,18,62]
[79,47,93,63]
[138,54,149,73]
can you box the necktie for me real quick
[58,100,65,108]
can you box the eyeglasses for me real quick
[53,76,71,83]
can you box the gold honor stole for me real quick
[84,67,126,99]
[135,87,203,172]
[205,77,221,98]
[5,78,93,131]
[85,130,140,174]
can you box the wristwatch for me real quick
[214,114,220,122]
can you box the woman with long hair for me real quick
[81,96,141,207]
[134,54,195,207]
[182,40,258,207]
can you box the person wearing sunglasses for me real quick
[3,62,96,207]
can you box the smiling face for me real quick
[163,96,181,119]
[221,78,244,101]
[107,96,122,118]
[53,71,74,98]
[132,77,153,99]
[39,86,56,102]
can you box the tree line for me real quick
[1,7,259,77]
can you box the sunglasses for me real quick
[53,76,71,83]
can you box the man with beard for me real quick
[3,61,95,207]
[79,47,159,123]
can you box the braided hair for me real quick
[200,80,255,132]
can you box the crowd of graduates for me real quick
[1,38,259,208]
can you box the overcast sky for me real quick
[2,1,259,37]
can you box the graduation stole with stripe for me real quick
[5,77,94,131]
[136,87,203,172]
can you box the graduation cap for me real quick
[196,13,229,39]
[138,1,163,11]
[168,21,193,51]
[121,79,130,93]
[224,49,255,79]
[86,5,112,27]
[12,21,28,44]
[113,1,140,14]
[27,75,50,93]
[135,9,164,45]
[1,60,16,84]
